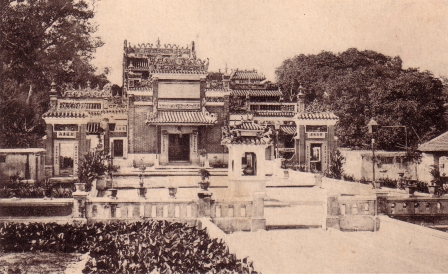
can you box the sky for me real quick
[91,0,448,85]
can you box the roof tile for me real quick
[146,111,217,125]
[418,131,448,152]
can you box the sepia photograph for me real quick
[1,0,448,273]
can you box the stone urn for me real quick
[428,185,437,196]
[110,188,118,198]
[75,182,86,192]
[374,181,381,189]
[96,175,107,191]
[405,185,417,196]
[243,166,254,175]
[198,181,210,191]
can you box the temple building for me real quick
[42,39,339,177]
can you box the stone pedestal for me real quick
[72,191,87,219]
[197,191,213,217]
[375,190,389,215]
[251,192,266,231]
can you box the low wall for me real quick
[83,191,265,233]
[0,198,73,222]
[325,194,379,231]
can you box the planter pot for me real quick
[374,181,381,189]
[243,166,254,175]
[199,156,206,167]
[198,181,210,191]
[106,178,113,189]
[138,187,147,198]
[75,183,86,192]
[428,185,437,195]
[405,185,417,195]
[168,187,177,199]
[96,175,107,191]
[110,188,118,198]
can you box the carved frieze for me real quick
[158,100,201,110]
[59,101,102,110]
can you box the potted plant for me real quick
[78,150,117,191]
[198,168,211,190]
[429,165,441,196]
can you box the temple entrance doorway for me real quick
[169,134,190,162]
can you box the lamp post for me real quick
[368,119,379,189]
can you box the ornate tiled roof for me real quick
[89,109,128,116]
[255,111,295,117]
[146,110,217,125]
[231,69,266,81]
[151,70,207,74]
[418,131,448,152]
[42,109,89,119]
[205,88,229,92]
[295,112,339,120]
[239,122,265,130]
[231,89,282,97]
[280,125,297,135]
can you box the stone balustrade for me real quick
[383,196,448,216]
[325,194,380,232]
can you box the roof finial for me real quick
[157,38,160,48]
[225,63,228,74]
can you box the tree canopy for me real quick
[0,0,108,147]
[276,48,446,150]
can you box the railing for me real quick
[384,197,448,216]
[86,198,198,221]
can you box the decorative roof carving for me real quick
[124,39,209,72]
[62,83,114,98]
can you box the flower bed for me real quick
[0,220,256,273]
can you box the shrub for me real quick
[326,150,345,179]
[0,221,256,273]
[342,174,356,182]
[378,177,398,188]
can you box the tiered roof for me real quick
[230,69,265,81]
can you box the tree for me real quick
[276,49,446,150]
[0,0,106,147]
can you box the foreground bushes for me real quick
[0,221,254,273]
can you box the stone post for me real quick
[325,194,340,230]
[73,190,88,221]
[314,174,323,188]
[197,191,213,217]
[375,190,389,215]
[251,192,266,231]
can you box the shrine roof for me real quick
[418,131,448,152]
[231,89,282,97]
[146,110,217,125]
[231,69,266,81]
[42,109,90,119]
[295,112,339,120]
[280,125,297,135]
